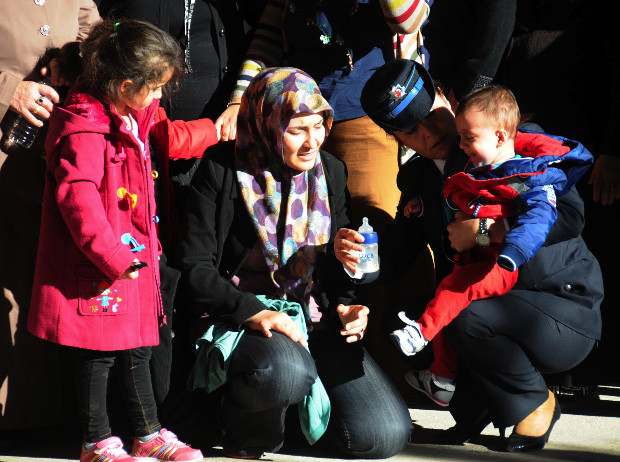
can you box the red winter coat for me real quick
[28,88,163,351]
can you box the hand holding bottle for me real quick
[9,80,59,126]
[334,217,379,274]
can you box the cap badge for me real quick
[390,84,406,101]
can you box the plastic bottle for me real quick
[356,217,379,273]
[4,82,51,149]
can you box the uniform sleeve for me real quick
[52,132,135,280]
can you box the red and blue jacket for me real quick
[443,129,593,271]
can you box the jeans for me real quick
[74,346,161,442]
[220,329,412,458]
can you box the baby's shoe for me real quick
[131,429,203,462]
[80,436,138,462]
[389,311,428,356]
[405,369,455,407]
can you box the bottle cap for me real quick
[358,217,378,243]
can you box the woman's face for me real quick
[393,92,459,160]
[282,112,326,171]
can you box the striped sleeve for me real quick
[380,0,430,35]
[230,0,286,102]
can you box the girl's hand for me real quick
[337,304,369,343]
[119,259,141,280]
[10,81,59,126]
[215,103,240,142]
[334,228,363,273]
[244,309,308,348]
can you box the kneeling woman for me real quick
[174,67,412,459]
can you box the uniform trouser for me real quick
[74,346,161,442]
[220,329,412,459]
[444,291,595,428]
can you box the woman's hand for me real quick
[10,81,59,126]
[334,228,363,273]
[215,103,240,142]
[589,154,620,206]
[337,304,369,343]
[244,309,308,348]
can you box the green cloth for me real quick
[187,296,331,444]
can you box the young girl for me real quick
[27,19,203,462]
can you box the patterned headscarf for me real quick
[235,67,334,313]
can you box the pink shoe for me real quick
[131,429,203,462]
[80,436,138,462]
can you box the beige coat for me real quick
[0,0,99,430]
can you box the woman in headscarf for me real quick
[174,67,412,459]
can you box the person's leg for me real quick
[116,347,161,437]
[445,291,595,428]
[311,331,412,459]
[220,330,317,454]
[418,260,518,340]
[321,115,400,233]
[429,331,458,380]
[74,348,116,442]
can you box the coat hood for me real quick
[46,86,158,149]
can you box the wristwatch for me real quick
[475,218,491,247]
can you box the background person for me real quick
[0,0,100,435]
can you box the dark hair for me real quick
[455,85,521,139]
[79,19,183,101]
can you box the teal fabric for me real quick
[187,296,331,444]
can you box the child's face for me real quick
[456,108,506,167]
[118,69,173,114]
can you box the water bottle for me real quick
[356,217,379,273]
[4,82,51,149]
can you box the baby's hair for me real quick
[456,85,520,139]
[79,19,183,101]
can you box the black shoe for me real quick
[442,411,492,445]
[223,446,264,459]
[506,395,561,452]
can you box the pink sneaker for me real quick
[80,436,138,462]
[131,429,203,462]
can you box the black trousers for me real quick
[74,346,161,442]
[444,291,596,428]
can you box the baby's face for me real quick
[456,109,506,167]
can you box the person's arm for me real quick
[174,147,269,327]
[150,107,219,160]
[77,0,101,40]
[379,0,430,35]
[451,0,516,101]
[216,0,285,141]
[51,130,136,280]
[496,185,558,271]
